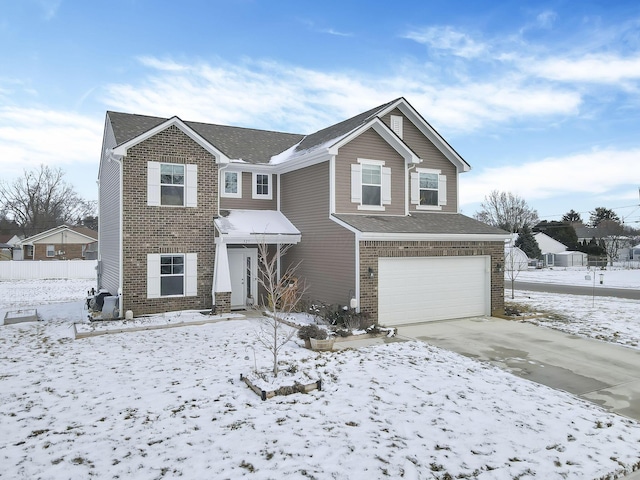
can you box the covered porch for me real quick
[212,210,301,312]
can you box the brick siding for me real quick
[359,240,505,323]
[32,243,85,260]
[121,125,217,316]
[214,292,231,314]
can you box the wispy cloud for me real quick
[37,0,61,21]
[0,107,102,177]
[526,53,640,84]
[460,147,640,207]
[403,26,487,59]
[102,56,580,135]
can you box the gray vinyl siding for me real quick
[98,117,121,296]
[334,128,406,215]
[219,171,277,210]
[382,108,458,212]
[280,162,356,306]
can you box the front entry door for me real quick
[228,248,257,309]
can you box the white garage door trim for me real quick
[378,255,490,326]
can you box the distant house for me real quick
[19,225,98,260]
[534,232,567,267]
[0,234,22,260]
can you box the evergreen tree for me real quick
[515,225,542,259]
[562,209,583,223]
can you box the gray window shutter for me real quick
[185,253,198,296]
[186,164,198,207]
[381,167,391,205]
[147,162,160,206]
[410,172,420,204]
[351,164,361,203]
[438,175,447,206]
[147,254,160,298]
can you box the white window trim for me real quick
[412,167,445,211]
[147,161,197,208]
[354,158,391,211]
[221,171,242,198]
[252,172,272,200]
[46,244,55,257]
[147,253,197,299]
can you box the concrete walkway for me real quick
[396,316,640,422]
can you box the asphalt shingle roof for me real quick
[106,98,401,164]
[107,111,304,163]
[333,212,509,236]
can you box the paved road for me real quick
[506,280,640,299]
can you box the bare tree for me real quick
[594,219,625,266]
[0,165,96,237]
[474,190,539,233]
[254,242,308,377]
[505,244,529,299]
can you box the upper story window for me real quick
[361,164,381,206]
[351,159,391,211]
[160,164,185,206]
[222,171,242,198]
[147,161,197,207]
[411,168,447,210]
[252,173,272,200]
[419,172,439,206]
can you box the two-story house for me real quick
[98,97,509,325]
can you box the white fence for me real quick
[0,260,97,280]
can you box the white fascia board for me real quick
[273,149,333,174]
[20,225,69,244]
[358,232,512,242]
[217,233,301,245]
[112,117,229,162]
[328,118,420,164]
[378,100,470,172]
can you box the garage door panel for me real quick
[378,256,489,326]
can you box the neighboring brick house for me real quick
[98,97,509,324]
[19,225,98,261]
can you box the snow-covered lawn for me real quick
[513,265,640,289]
[1,279,640,479]
[506,290,640,349]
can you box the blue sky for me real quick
[2,0,640,225]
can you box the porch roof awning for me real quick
[214,209,301,244]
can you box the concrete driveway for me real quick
[396,316,640,422]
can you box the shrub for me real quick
[297,324,327,341]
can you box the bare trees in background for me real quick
[0,165,96,237]
[473,190,539,233]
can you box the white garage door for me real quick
[378,256,490,326]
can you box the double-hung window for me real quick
[419,172,439,206]
[361,164,382,206]
[411,168,447,209]
[160,164,185,206]
[147,253,197,298]
[147,161,197,207]
[160,254,184,296]
[351,159,391,210]
[46,245,55,257]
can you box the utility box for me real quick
[101,296,119,319]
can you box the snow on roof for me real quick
[214,210,301,244]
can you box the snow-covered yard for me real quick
[505,266,640,349]
[1,279,640,479]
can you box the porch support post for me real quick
[213,241,232,312]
